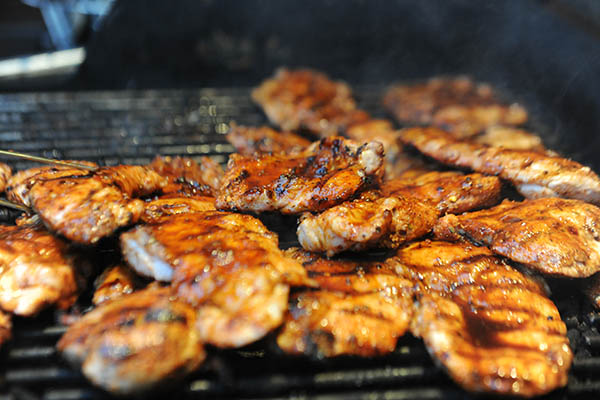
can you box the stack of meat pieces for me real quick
[0,67,599,399]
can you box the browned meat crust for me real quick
[392,240,571,397]
[0,163,12,193]
[141,193,215,224]
[0,224,80,316]
[277,248,414,357]
[226,124,310,155]
[92,265,140,306]
[57,286,205,395]
[217,136,384,214]
[383,76,528,137]
[399,127,600,205]
[383,171,502,214]
[433,198,600,278]
[297,191,438,256]
[0,310,11,348]
[475,126,548,153]
[148,155,223,196]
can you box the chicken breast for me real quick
[392,240,571,397]
[383,76,528,137]
[141,193,215,224]
[92,265,140,306]
[0,224,81,316]
[297,191,438,256]
[399,126,600,205]
[57,286,205,395]
[226,124,310,155]
[433,198,600,278]
[475,126,548,153]
[383,171,502,215]
[217,136,384,214]
[0,163,12,193]
[148,155,223,196]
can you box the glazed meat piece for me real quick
[121,212,313,347]
[92,265,140,306]
[141,193,215,224]
[383,171,502,214]
[0,224,81,316]
[399,127,600,205]
[393,240,571,397]
[217,136,384,214]
[22,166,167,244]
[0,163,12,193]
[226,124,310,155]
[297,191,438,256]
[57,286,205,395]
[475,126,548,153]
[277,248,414,357]
[0,310,11,348]
[383,76,528,137]
[433,198,600,278]
[252,68,370,137]
[148,155,223,196]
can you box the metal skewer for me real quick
[0,150,97,171]
[0,199,31,214]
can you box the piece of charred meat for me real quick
[399,127,600,205]
[121,212,314,347]
[14,165,167,244]
[226,124,310,155]
[433,198,600,278]
[141,193,215,224]
[277,248,414,357]
[0,224,81,316]
[0,163,12,193]
[383,171,502,215]
[475,126,549,153]
[92,265,141,306]
[57,286,205,395]
[148,155,223,196]
[217,136,384,214]
[392,240,571,397]
[383,76,528,137]
[297,190,438,256]
[0,310,11,348]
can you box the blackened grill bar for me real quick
[0,88,599,399]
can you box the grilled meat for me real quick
[121,212,313,347]
[0,224,81,316]
[383,171,502,214]
[92,265,140,306]
[0,163,11,193]
[475,126,549,153]
[148,155,223,196]
[433,198,600,278]
[226,124,310,155]
[217,136,384,214]
[57,286,205,395]
[393,240,571,397]
[21,166,167,244]
[383,76,528,137]
[297,190,438,256]
[399,127,600,205]
[0,310,10,347]
[141,193,215,224]
[277,248,414,357]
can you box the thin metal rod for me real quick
[0,150,97,171]
[0,199,31,214]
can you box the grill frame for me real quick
[0,87,598,400]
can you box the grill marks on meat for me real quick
[0,310,10,348]
[0,225,80,316]
[121,212,313,347]
[399,127,600,205]
[0,163,12,193]
[217,136,384,214]
[277,248,414,357]
[383,171,502,215]
[141,193,215,224]
[392,240,571,397]
[475,126,549,153]
[226,124,311,155]
[92,265,140,306]
[148,155,223,196]
[297,191,438,256]
[384,76,528,137]
[433,198,600,278]
[57,286,205,395]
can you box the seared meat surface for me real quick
[141,193,215,224]
[0,310,10,347]
[226,124,310,155]
[57,286,205,395]
[393,240,571,397]
[433,198,600,278]
[0,163,11,193]
[297,191,438,256]
[0,224,80,316]
[277,248,414,357]
[384,76,528,137]
[121,212,313,347]
[399,127,600,205]
[217,136,384,214]
[92,265,140,306]
[475,126,548,153]
[383,171,502,214]
[148,155,223,196]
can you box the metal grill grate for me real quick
[0,88,598,400]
